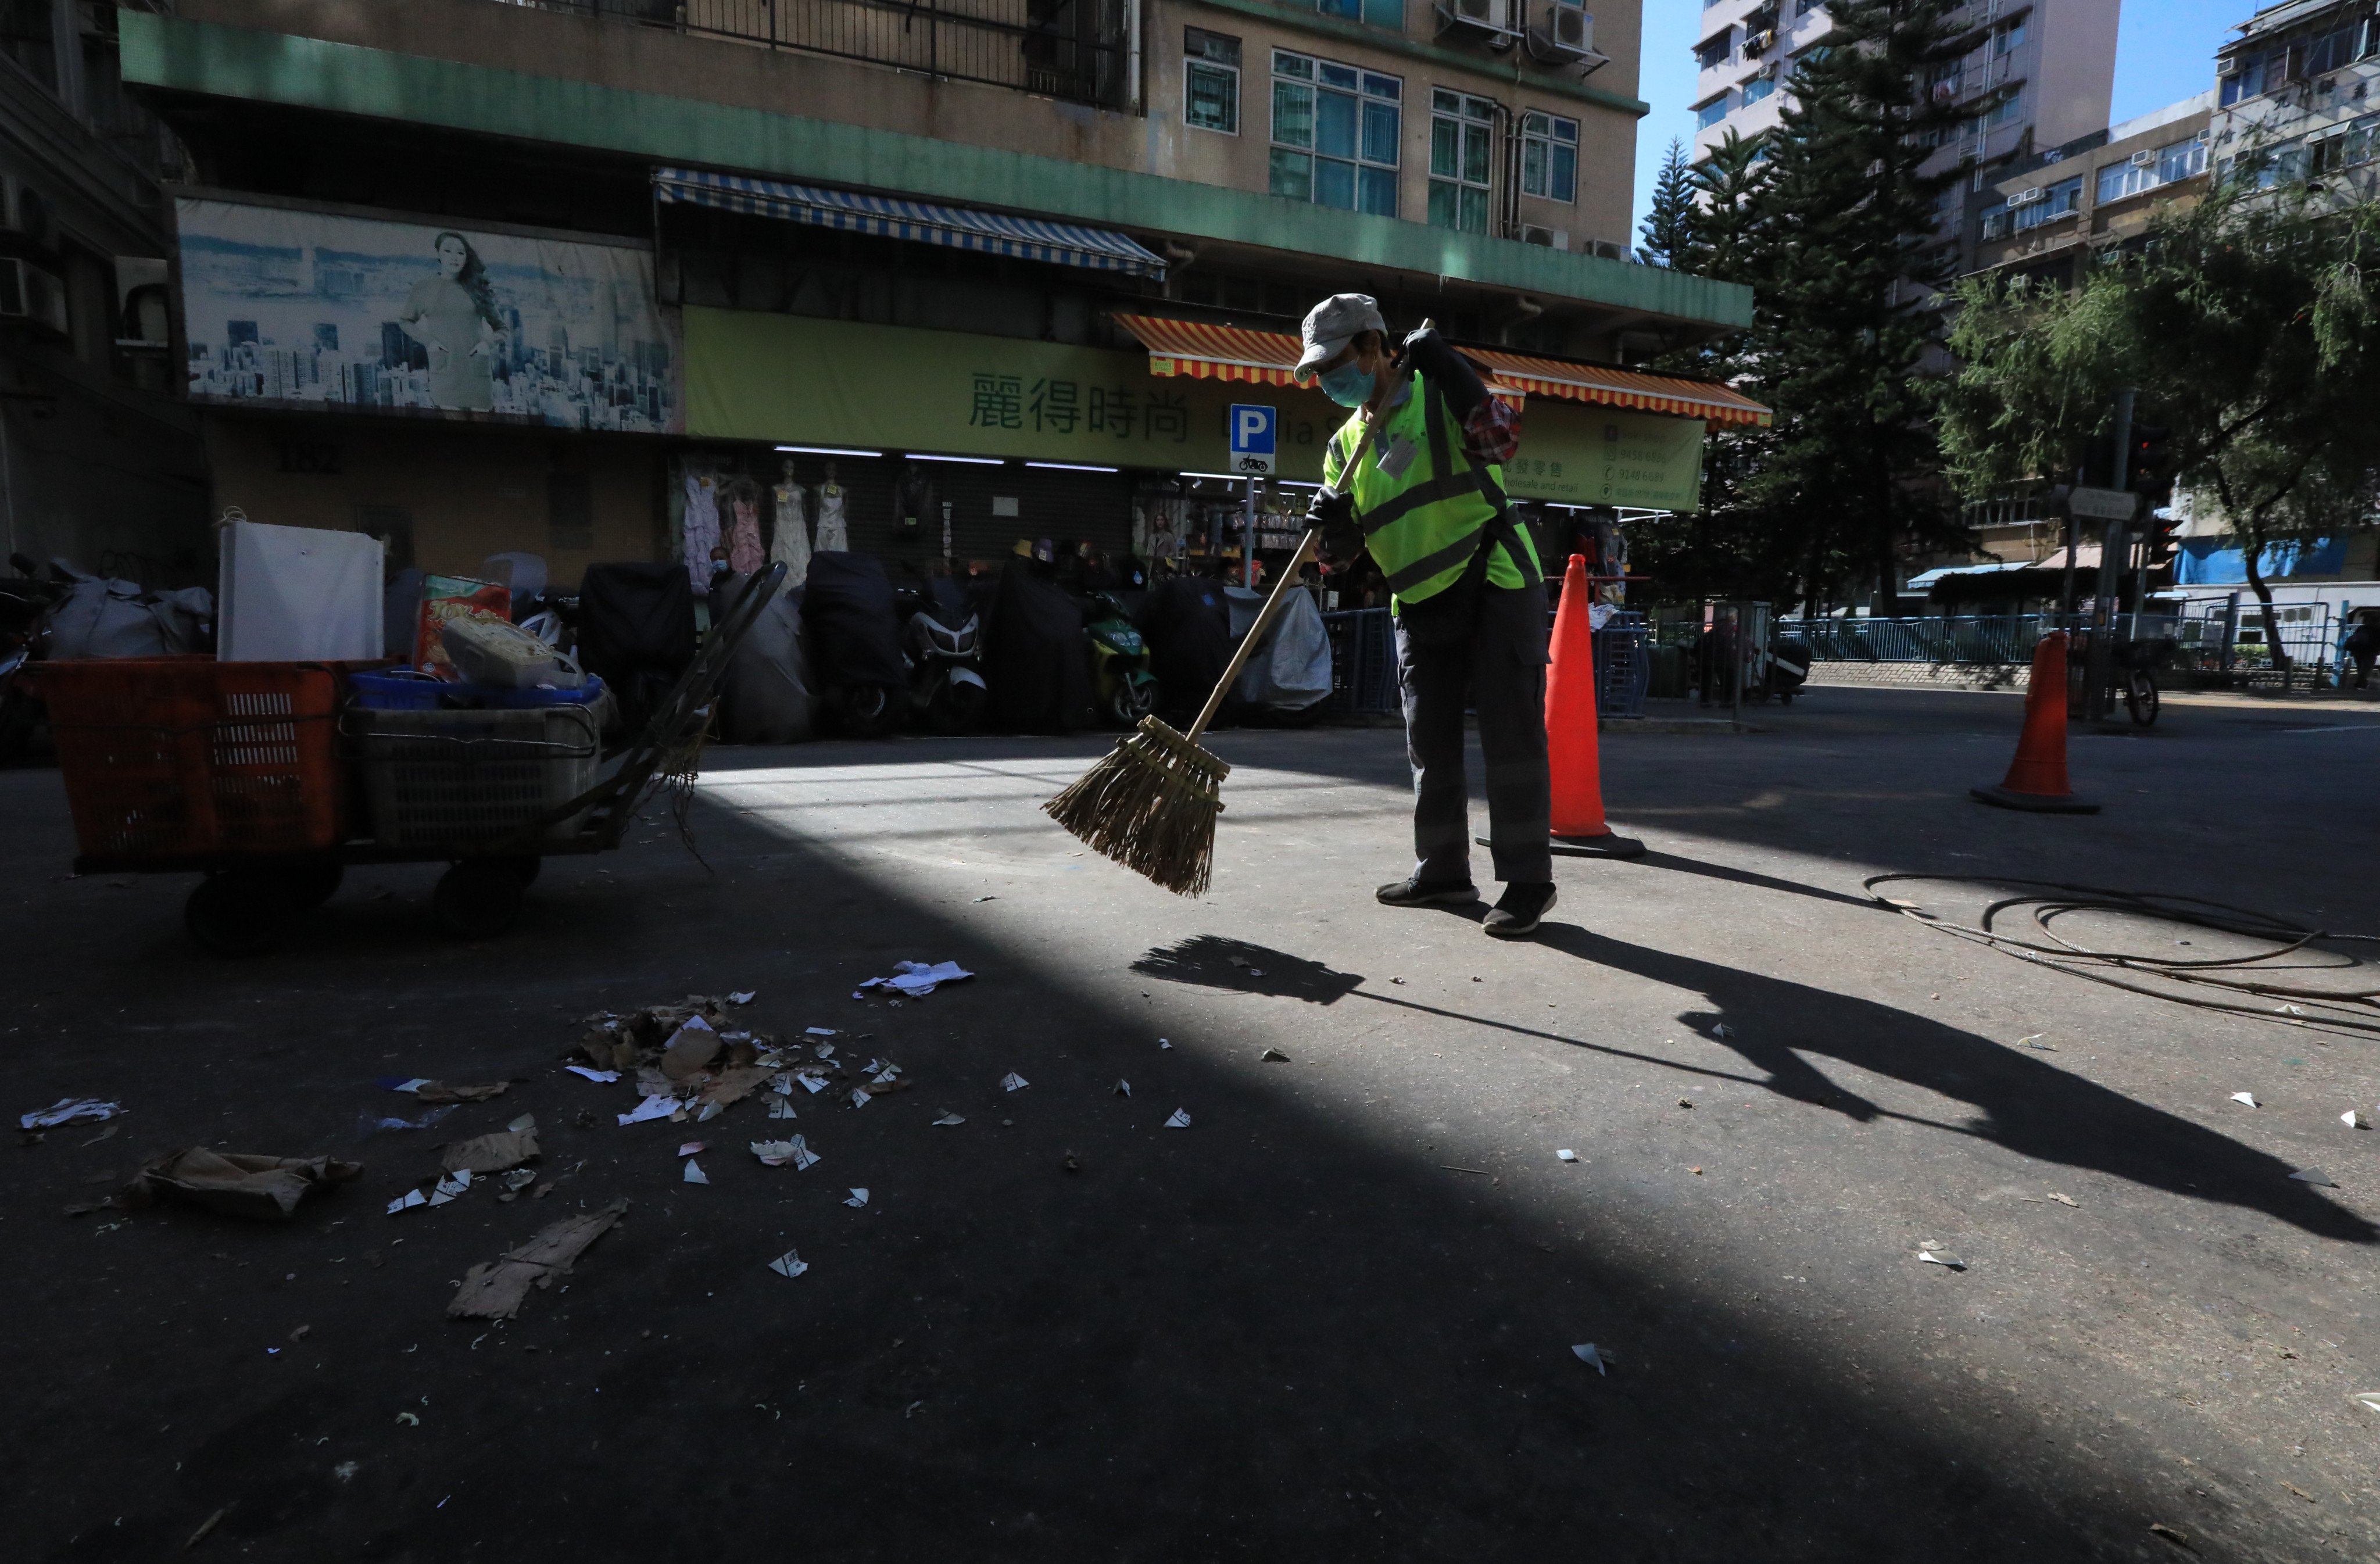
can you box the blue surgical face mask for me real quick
[1319,360,1375,407]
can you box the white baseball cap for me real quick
[1295,293,1388,381]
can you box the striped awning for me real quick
[1116,314,1770,427]
[1462,348,1772,427]
[653,168,1168,280]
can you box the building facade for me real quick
[113,0,1762,596]
[2213,0,2380,199]
[1688,0,2118,260]
[1,0,209,584]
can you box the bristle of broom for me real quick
[1043,715,1233,897]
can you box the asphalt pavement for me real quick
[5,685,2377,1561]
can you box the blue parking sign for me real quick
[1229,403,1276,475]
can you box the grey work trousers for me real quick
[1394,579,1552,887]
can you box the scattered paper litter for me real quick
[2353,1391,2380,1413]
[850,1089,872,1109]
[1164,1108,1192,1129]
[676,1141,705,1157]
[804,1028,838,1037]
[2291,1166,2338,1187]
[1159,1038,1172,1050]
[2231,1093,2259,1108]
[359,1107,456,1134]
[682,1160,709,1185]
[770,1075,794,1096]
[2278,1003,2306,1017]
[403,1081,509,1104]
[796,1073,829,1095]
[2345,1110,2366,1129]
[1572,1343,1609,1375]
[2047,1192,2078,1207]
[564,1066,620,1084]
[440,1129,539,1175]
[791,1138,821,1171]
[1918,1249,1966,1270]
[695,1102,723,1123]
[617,1096,678,1127]
[2014,1034,2056,1051]
[1556,1149,1577,1162]
[1001,1073,1029,1093]
[768,1249,810,1279]
[387,1188,427,1215]
[728,991,756,1005]
[428,1169,472,1206]
[1115,1080,1132,1097]
[500,1169,536,1193]
[844,1188,869,1208]
[750,1135,819,1170]
[857,960,975,998]
[1709,1023,1735,1039]
[1260,1048,1290,1063]
[448,1199,627,1320]
[20,1098,124,1131]
[932,1112,966,1127]
[768,1097,799,1120]
[391,1079,432,1094]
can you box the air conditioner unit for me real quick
[0,257,71,338]
[2010,186,2044,205]
[1588,238,1627,262]
[2130,149,2157,166]
[1443,0,1519,39]
[1525,1,1601,66]
[1519,224,1571,250]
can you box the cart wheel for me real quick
[2126,670,2160,727]
[434,860,525,940]
[498,856,542,887]
[185,874,289,957]
[284,862,343,910]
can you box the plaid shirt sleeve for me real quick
[1463,392,1522,466]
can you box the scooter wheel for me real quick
[433,860,525,940]
[928,680,987,735]
[185,874,290,957]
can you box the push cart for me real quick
[34,564,784,955]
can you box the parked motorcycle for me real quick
[1082,590,1158,728]
[803,552,907,738]
[894,572,987,735]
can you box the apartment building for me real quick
[0,1,207,579]
[1966,92,2215,300]
[111,0,1766,582]
[2212,0,2380,199]
[1689,0,2118,258]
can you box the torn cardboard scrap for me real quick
[440,1129,540,1175]
[123,1148,362,1221]
[448,1198,628,1320]
[409,1082,510,1104]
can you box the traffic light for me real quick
[2128,423,2176,505]
[2142,507,2179,569]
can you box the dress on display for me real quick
[681,465,721,596]
[728,493,764,576]
[770,481,812,588]
[814,482,849,553]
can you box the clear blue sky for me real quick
[1628,0,2247,250]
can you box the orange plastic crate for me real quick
[35,658,346,860]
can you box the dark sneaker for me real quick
[1482,882,1557,938]
[1376,876,1477,907]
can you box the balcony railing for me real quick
[503,0,1130,109]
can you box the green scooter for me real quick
[1083,592,1159,728]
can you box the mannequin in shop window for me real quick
[893,460,937,547]
[814,462,849,553]
[681,459,721,596]
[725,475,765,577]
[769,457,812,588]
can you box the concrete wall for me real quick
[198,413,664,584]
[2031,0,2121,151]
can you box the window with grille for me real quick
[1271,51,1401,216]
[1520,110,1579,203]
[1185,28,1240,134]
[1695,93,1731,129]
[1430,89,1496,233]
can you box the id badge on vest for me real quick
[1375,434,1419,481]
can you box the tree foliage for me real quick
[1942,172,2380,662]
[1638,139,1696,267]
[1630,0,1974,612]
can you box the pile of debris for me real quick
[568,994,913,1128]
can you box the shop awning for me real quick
[653,168,1168,280]
[1115,314,1770,426]
[1459,348,1772,427]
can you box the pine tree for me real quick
[1637,139,1696,267]
[1749,0,1973,612]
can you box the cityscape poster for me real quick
[174,197,680,433]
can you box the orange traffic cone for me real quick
[1544,554,1645,858]
[1971,631,2100,814]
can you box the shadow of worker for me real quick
[1537,924,2378,1244]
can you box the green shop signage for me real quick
[683,307,1706,510]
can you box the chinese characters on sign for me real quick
[971,374,1190,443]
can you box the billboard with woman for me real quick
[175,196,680,433]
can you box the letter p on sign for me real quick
[1229,403,1276,475]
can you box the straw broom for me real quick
[1045,418,1386,896]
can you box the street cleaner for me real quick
[1295,293,1556,938]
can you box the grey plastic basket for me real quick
[348,704,600,850]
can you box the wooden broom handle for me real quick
[1186,526,1323,744]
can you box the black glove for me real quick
[1393,325,1490,421]
[1306,487,1361,570]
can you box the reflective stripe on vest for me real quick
[1329,373,1540,605]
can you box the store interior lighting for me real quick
[1025,461,1119,473]
[908,453,1006,465]
[775,444,881,459]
